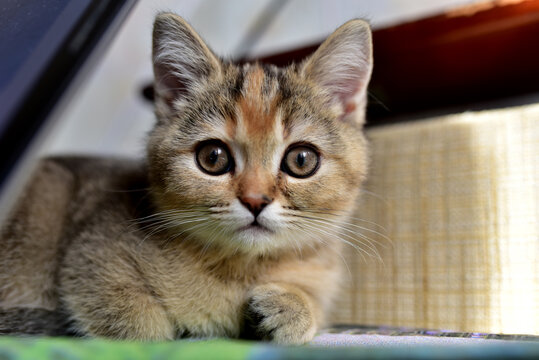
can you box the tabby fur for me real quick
[0,14,372,344]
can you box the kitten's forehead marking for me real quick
[237,66,279,139]
[227,65,284,173]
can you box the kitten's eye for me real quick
[281,145,320,178]
[195,140,233,175]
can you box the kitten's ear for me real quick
[302,20,373,124]
[152,13,221,113]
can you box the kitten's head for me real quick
[148,13,372,255]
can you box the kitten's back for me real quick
[0,157,149,310]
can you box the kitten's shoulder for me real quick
[42,155,146,180]
[43,155,150,215]
[10,155,149,226]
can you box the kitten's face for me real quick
[148,14,372,254]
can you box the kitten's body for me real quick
[1,157,340,340]
[0,15,372,344]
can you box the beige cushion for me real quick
[332,103,539,335]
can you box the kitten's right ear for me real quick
[301,20,373,125]
[152,13,221,113]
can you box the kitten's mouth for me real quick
[238,220,274,234]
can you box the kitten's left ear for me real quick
[152,13,221,114]
[302,20,373,124]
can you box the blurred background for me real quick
[39,0,485,158]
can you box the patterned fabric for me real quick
[0,335,538,360]
[323,325,539,342]
[331,103,539,334]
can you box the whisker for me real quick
[139,217,210,248]
[358,189,390,206]
[300,216,390,252]
[296,208,389,233]
[288,223,352,281]
[290,231,302,258]
[129,208,210,223]
[200,221,226,256]
[129,214,207,236]
[161,219,214,249]
[297,216,384,264]
[135,213,206,228]
[288,224,320,255]
[286,213,392,248]
[295,220,370,263]
[183,220,218,244]
[338,228,385,264]
[135,216,186,235]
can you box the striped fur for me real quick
[0,14,372,344]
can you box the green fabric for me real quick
[0,337,253,360]
[1,336,539,360]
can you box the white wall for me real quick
[42,0,479,158]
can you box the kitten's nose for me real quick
[239,194,272,218]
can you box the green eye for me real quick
[281,145,320,178]
[195,140,233,175]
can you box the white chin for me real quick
[239,224,273,238]
[232,225,279,251]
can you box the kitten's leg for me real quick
[0,307,74,335]
[243,283,320,345]
[65,288,175,341]
[0,159,75,309]
[60,247,175,341]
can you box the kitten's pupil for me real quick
[296,152,306,167]
[209,149,220,164]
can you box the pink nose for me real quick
[239,194,272,217]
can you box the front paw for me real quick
[243,284,317,345]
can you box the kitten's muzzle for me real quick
[239,194,272,218]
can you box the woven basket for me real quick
[331,103,539,335]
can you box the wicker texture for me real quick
[331,104,539,335]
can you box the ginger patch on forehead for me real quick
[237,66,279,139]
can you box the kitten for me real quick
[0,14,372,344]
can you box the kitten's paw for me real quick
[243,284,317,345]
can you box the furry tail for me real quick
[0,307,75,336]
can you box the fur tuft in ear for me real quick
[302,20,373,124]
[152,13,221,114]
